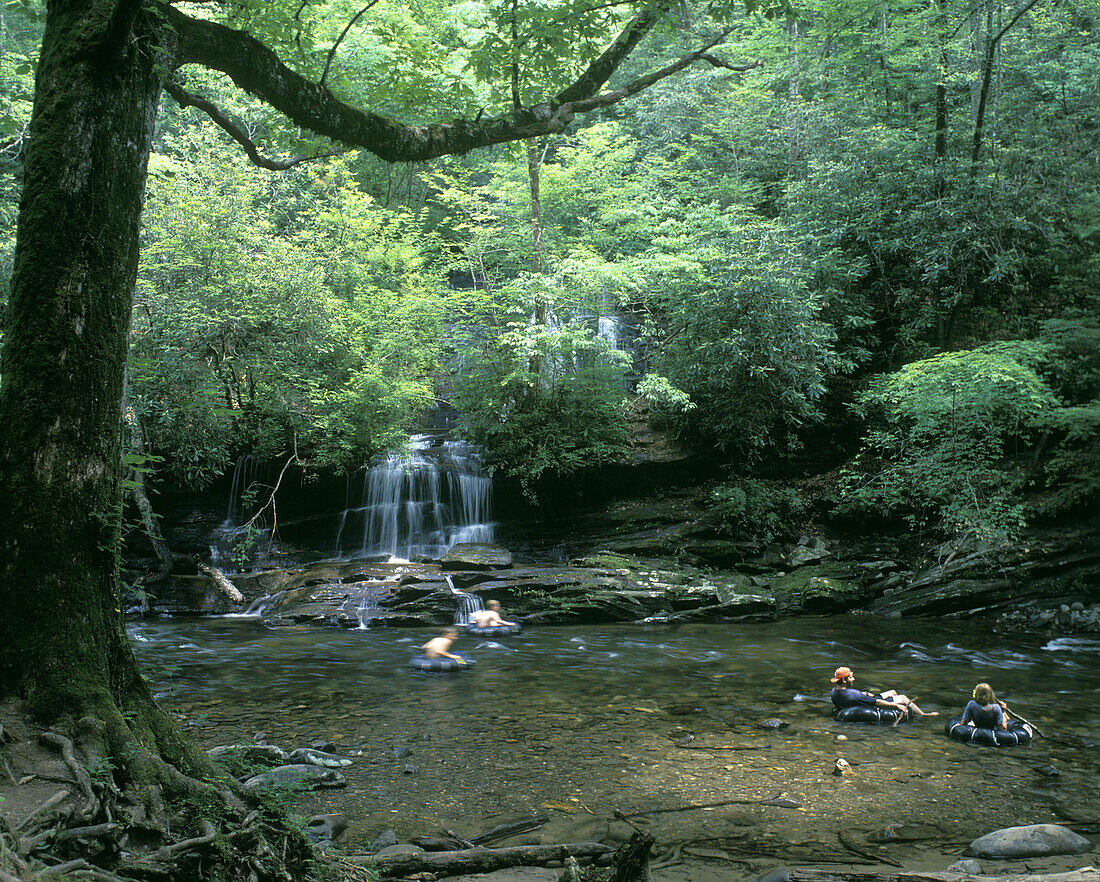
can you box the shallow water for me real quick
[132,617,1100,879]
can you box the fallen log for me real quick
[787,868,1100,882]
[352,842,615,877]
[195,557,244,604]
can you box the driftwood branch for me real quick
[194,557,244,604]
[611,831,654,882]
[838,831,902,867]
[355,842,614,877]
[1002,702,1046,737]
[470,817,549,845]
[615,794,801,819]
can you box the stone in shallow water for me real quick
[969,823,1092,858]
[375,844,425,856]
[371,830,398,850]
[242,764,347,790]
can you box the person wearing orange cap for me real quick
[830,666,937,723]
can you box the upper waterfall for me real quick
[334,434,494,561]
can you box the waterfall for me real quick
[447,575,484,627]
[334,435,494,561]
[210,455,274,572]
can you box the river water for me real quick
[131,617,1100,879]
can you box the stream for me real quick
[131,616,1100,880]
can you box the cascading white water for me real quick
[334,435,494,561]
[210,455,273,572]
[445,574,484,627]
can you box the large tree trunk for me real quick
[0,0,207,783]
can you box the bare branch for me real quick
[566,29,740,114]
[164,80,351,170]
[699,54,763,73]
[320,0,384,87]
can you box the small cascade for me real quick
[334,435,494,561]
[337,582,390,630]
[225,592,284,618]
[444,574,484,627]
[210,455,275,572]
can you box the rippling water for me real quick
[131,617,1100,879]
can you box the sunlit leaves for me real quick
[132,129,446,486]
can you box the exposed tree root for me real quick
[0,703,322,882]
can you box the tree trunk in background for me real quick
[527,136,547,381]
[933,0,949,198]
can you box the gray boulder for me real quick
[305,814,347,843]
[371,830,399,851]
[947,859,983,874]
[375,844,425,856]
[242,764,347,790]
[208,743,289,764]
[969,824,1092,858]
[289,747,352,767]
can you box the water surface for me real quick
[132,617,1100,879]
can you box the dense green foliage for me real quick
[132,131,444,486]
[2,0,1097,530]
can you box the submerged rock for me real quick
[242,764,347,790]
[757,719,789,730]
[208,743,289,764]
[969,823,1092,858]
[288,747,352,768]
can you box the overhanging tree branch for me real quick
[168,1,748,163]
[555,0,675,104]
[164,80,350,170]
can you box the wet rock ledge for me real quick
[137,518,1100,633]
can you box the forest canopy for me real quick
[1,0,1098,538]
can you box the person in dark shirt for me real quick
[960,682,1010,730]
[829,667,938,723]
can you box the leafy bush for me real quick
[132,139,444,487]
[709,479,804,541]
[452,290,630,502]
[836,342,1058,540]
[1029,314,1100,517]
